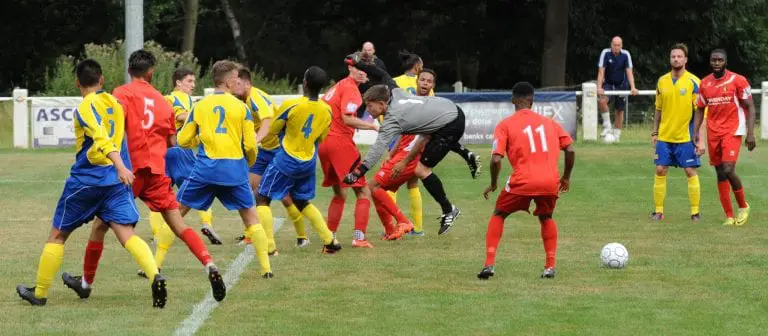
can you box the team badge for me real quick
[680,88,687,96]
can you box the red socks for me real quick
[83,240,104,285]
[179,228,213,266]
[717,181,734,218]
[484,215,504,267]
[733,188,748,209]
[374,201,395,235]
[354,198,371,233]
[372,188,408,224]
[540,218,558,269]
[327,196,345,232]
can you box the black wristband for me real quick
[651,131,658,136]
[358,164,369,175]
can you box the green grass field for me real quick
[1,142,767,335]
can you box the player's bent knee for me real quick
[537,215,553,221]
[655,166,668,176]
[256,193,271,205]
[492,210,510,219]
[293,199,309,211]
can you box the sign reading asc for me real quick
[31,97,82,148]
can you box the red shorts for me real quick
[707,135,742,166]
[318,137,366,188]
[132,168,179,212]
[495,189,558,216]
[375,154,419,191]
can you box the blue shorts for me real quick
[602,82,629,110]
[655,141,700,168]
[166,147,196,188]
[177,179,254,210]
[52,177,140,232]
[258,164,316,201]
[248,148,277,176]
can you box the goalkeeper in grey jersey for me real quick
[343,58,478,234]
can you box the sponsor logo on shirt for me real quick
[346,103,358,112]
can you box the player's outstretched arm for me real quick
[350,58,397,90]
[342,113,379,131]
[177,109,200,148]
[483,154,503,200]
[560,145,575,193]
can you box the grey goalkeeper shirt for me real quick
[361,88,458,168]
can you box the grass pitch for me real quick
[1,142,767,335]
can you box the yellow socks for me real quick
[285,204,306,239]
[301,204,334,245]
[149,211,165,237]
[125,235,159,284]
[408,187,423,232]
[154,222,176,269]
[34,243,64,298]
[688,175,701,215]
[387,190,397,202]
[198,208,213,226]
[256,206,277,252]
[653,175,667,214]
[246,224,272,274]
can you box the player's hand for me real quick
[695,140,706,156]
[559,177,570,193]
[483,184,497,200]
[597,88,605,96]
[630,88,639,96]
[343,164,369,184]
[373,123,380,132]
[390,161,407,180]
[651,135,658,148]
[117,167,135,186]
[745,133,757,151]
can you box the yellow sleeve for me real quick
[269,102,289,138]
[177,108,200,148]
[691,76,701,108]
[242,105,258,167]
[248,95,274,122]
[76,102,118,156]
[318,108,332,142]
[654,79,663,111]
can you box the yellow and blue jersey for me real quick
[269,96,332,177]
[655,71,700,143]
[166,90,194,131]
[394,74,435,96]
[70,90,132,186]
[246,87,280,151]
[178,91,257,186]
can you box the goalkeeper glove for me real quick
[343,164,369,184]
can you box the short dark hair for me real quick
[671,43,689,57]
[211,60,240,86]
[363,84,390,102]
[172,68,195,86]
[512,82,535,99]
[238,67,251,81]
[304,66,328,93]
[419,68,437,82]
[711,48,728,59]
[399,50,421,73]
[76,59,102,87]
[127,49,157,77]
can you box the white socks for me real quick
[601,112,612,129]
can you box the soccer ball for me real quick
[603,133,618,144]
[600,243,629,269]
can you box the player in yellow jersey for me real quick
[650,43,704,222]
[236,69,308,253]
[256,66,343,254]
[17,59,166,308]
[176,60,273,278]
[393,50,433,96]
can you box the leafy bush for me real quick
[44,40,296,96]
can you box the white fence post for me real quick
[13,89,29,148]
[581,82,598,141]
[761,82,768,140]
[453,81,463,93]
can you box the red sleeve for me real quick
[554,121,573,149]
[492,123,508,157]
[340,85,362,116]
[736,76,752,101]
[696,87,707,108]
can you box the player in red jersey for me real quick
[68,50,226,302]
[477,82,575,280]
[319,53,380,247]
[693,49,756,226]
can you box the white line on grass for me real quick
[174,217,284,336]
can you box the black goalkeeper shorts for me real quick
[420,106,466,168]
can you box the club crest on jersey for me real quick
[679,88,687,96]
